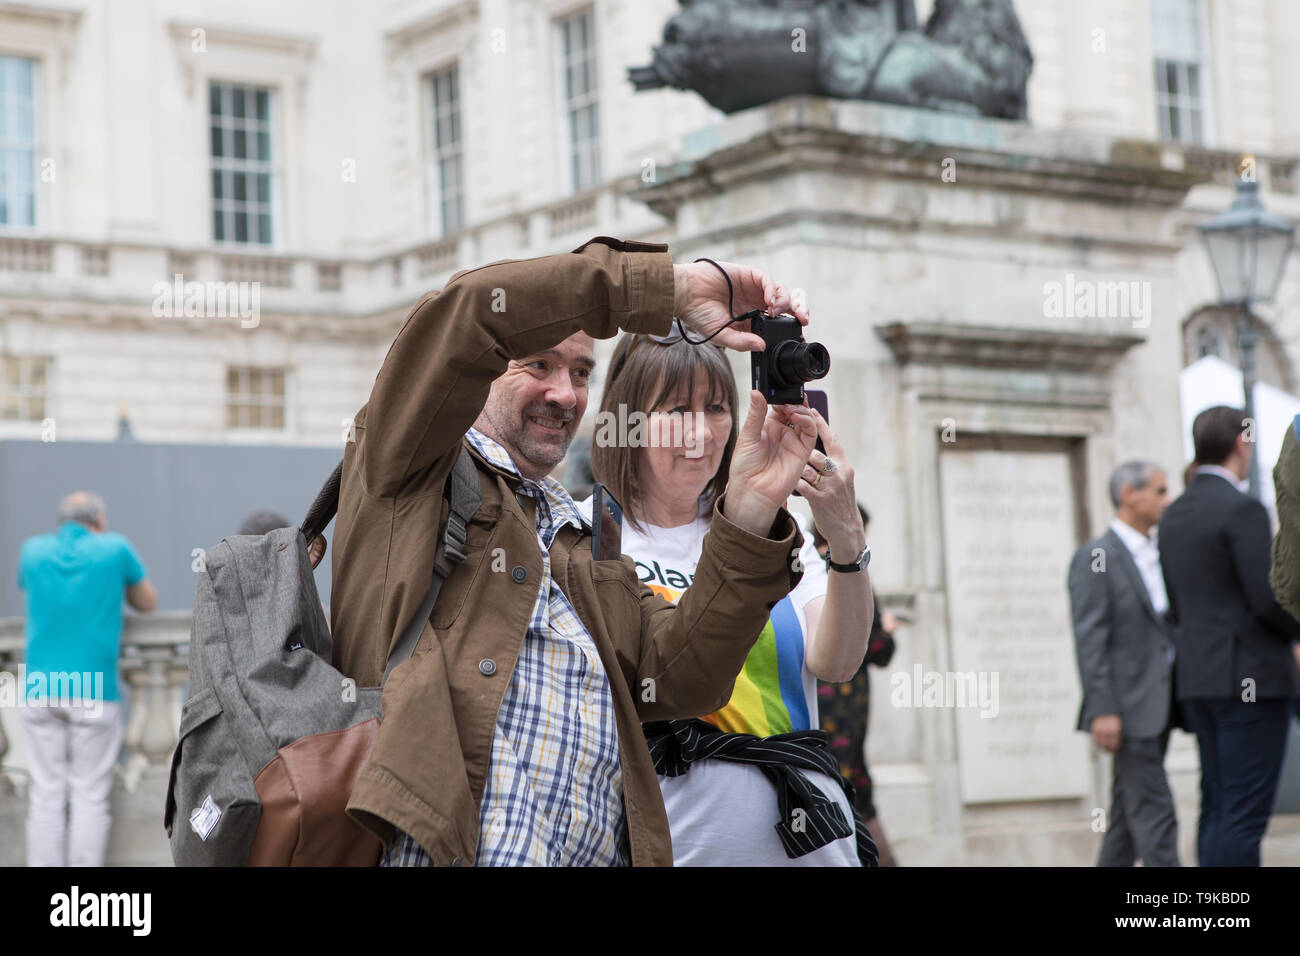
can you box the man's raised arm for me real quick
[355,237,674,500]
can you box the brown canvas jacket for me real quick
[330,236,803,866]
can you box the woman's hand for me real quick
[797,410,866,564]
[720,390,818,536]
[800,409,875,682]
[672,260,810,353]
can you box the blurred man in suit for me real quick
[1160,406,1300,866]
[1069,460,1178,866]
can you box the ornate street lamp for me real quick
[1198,172,1296,498]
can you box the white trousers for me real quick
[20,700,124,867]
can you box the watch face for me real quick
[831,546,869,571]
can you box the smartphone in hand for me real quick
[793,388,830,497]
[806,388,828,457]
[591,483,624,561]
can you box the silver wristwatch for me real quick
[827,544,871,573]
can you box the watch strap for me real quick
[828,544,870,573]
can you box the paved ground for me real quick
[1261,813,1300,866]
[4,768,1300,865]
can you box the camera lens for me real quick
[772,340,830,386]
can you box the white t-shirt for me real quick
[578,495,860,866]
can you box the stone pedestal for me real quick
[633,96,1221,864]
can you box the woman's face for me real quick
[639,367,733,500]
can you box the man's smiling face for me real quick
[473,332,595,481]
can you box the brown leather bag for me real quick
[164,448,479,866]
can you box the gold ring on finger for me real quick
[810,472,822,488]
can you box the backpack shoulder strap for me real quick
[300,459,343,545]
[382,446,482,685]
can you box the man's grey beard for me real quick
[487,401,576,477]
[515,431,572,472]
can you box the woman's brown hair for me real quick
[590,334,739,532]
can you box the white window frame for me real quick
[224,365,290,435]
[0,6,76,236]
[1150,0,1214,146]
[209,80,280,247]
[384,5,478,244]
[0,54,40,230]
[423,63,465,240]
[554,7,601,194]
[0,353,51,423]
[167,22,313,250]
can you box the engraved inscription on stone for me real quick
[939,448,1088,803]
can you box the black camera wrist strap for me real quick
[675,256,762,346]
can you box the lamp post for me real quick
[1198,173,1296,499]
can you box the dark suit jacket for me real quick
[1068,527,1174,738]
[1159,472,1300,700]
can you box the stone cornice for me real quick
[0,1,81,30]
[0,2,82,83]
[165,20,317,60]
[876,321,1143,374]
[385,0,479,53]
[0,295,403,341]
[635,97,1246,218]
[166,20,317,97]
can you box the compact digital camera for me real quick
[750,313,830,405]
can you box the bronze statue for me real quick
[629,0,1033,120]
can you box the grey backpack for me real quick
[164,447,481,866]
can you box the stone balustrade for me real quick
[0,612,192,865]
[0,611,192,787]
[0,176,661,320]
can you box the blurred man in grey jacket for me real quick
[1068,461,1178,866]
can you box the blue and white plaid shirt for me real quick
[381,428,628,867]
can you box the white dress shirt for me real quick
[1109,517,1170,616]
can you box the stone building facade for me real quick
[2,0,1300,864]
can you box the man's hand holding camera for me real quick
[670,259,819,537]
[671,259,809,351]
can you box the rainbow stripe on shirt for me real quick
[640,572,811,737]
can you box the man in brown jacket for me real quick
[330,236,820,866]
